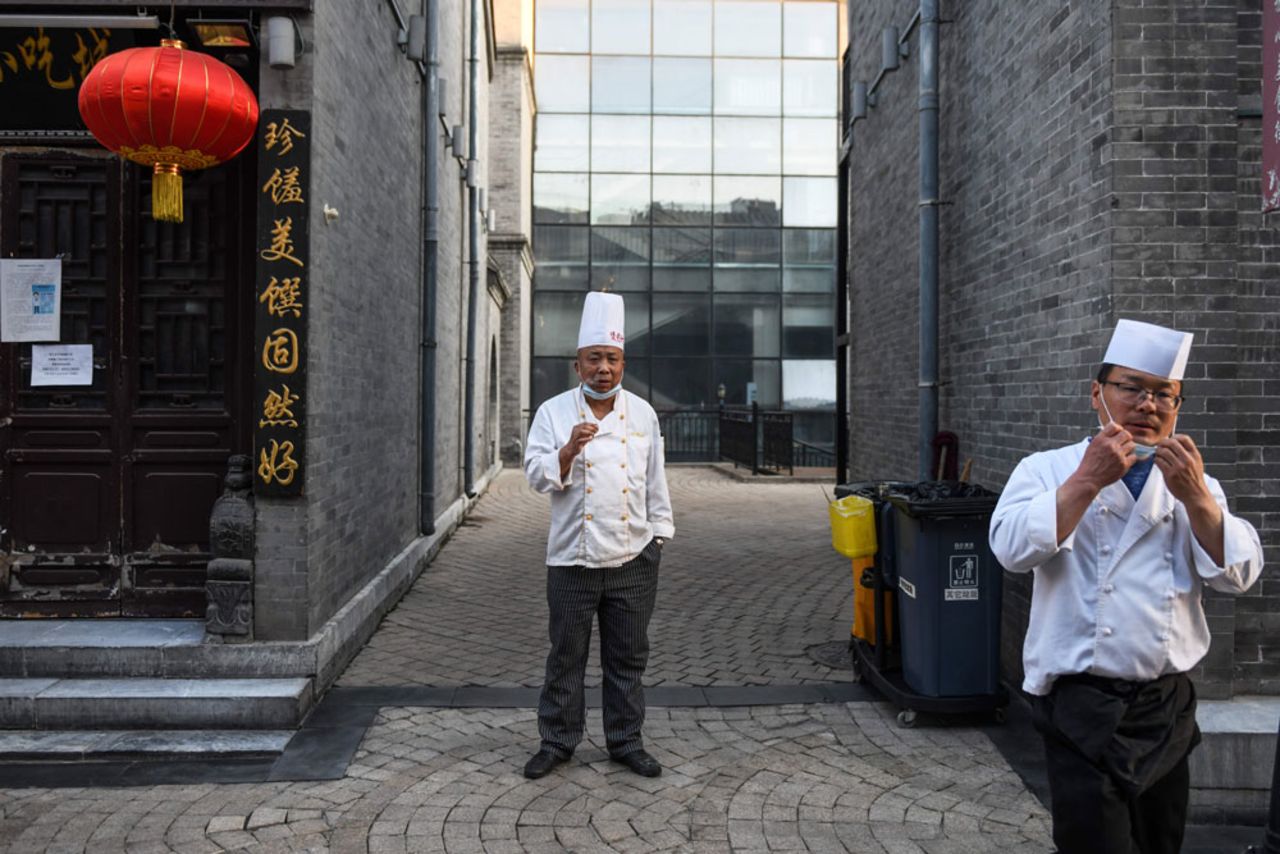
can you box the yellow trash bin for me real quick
[829,494,877,559]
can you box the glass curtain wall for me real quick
[532,0,839,452]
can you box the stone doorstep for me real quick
[1191,695,1280,795]
[0,729,293,761]
[0,677,314,730]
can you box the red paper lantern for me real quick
[77,39,259,223]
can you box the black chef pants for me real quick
[1032,672,1199,854]
[536,538,661,759]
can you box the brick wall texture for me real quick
[845,0,1278,698]
[248,0,507,640]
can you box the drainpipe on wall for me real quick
[420,0,440,535]
[917,0,940,482]
[463,0,481,497]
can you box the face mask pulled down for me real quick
[1098,394,1173,461]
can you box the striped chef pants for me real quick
[537,537,661,759]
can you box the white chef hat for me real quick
[1102,319,1193,381]
[577,291,626,351]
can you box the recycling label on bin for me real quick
[945,552,979,601]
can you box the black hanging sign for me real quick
[253,109,310,497]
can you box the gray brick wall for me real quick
[845,0,1277,697]
[247,0,507,639]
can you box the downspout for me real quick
[420,0,440,534]
[917,0,940,481]
[463,0,480,496]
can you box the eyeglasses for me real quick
[1100,380,1184,410]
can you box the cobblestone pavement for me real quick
[0,703,1051,853]
[0,465,1058,852]
[340,467,853,688]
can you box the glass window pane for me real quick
[783,229,834,293]
[536,55,590,112]
[652,175,711,224]
[782,177,836,227]
[714,228,780,264]
[534,173,589,223]
[714,175,780,226]
[534,225,590,264]
[592,56,651,113]
[715,359,781,406]
[654,0,711,55]
[652,358,711,406]
[653,117,712,173]
[591,227,651,292]
[592,173,650,224]
[714,294,780,356]
[783,294,834,357]
[654,227,711,264]
[653,268,711,291]
[651,294,711,356]
[622,358,651,402]
[533,357,580,409]
[714,117,780,174]
[783,118,836,175]
[536,265,591,289]
[534,292,588,357]
[714,1,780,57]
[783,360,836,409]
[783,59,836,117]
[714,59,780,115]
[654,58,712,115]
[714,268,779,291]
[592,115,651,172]
[783,228,835,264]
[623,292,651,356]
[593,0,651,54]
[783,3,837,58]
[536,115,590,172]
[536,0,589,53]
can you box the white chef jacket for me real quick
[524,386,676,568]
[990,437,1263,696]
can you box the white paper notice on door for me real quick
[31,344,93,387]
[1,258,61,342]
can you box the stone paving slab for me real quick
[340,467,852,689]
[0,702,1053,853]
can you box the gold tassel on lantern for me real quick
[152,163,184,223]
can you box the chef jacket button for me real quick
[621,515,628,521]
[579,411,585,418]
[1102,584,1114,594]
[1164,552,1173,561]
[1166,590,1176,600]
[585,514,593,521]
[622,488,628,494]
[1099,506,1107,515]
[620,414,625,420]
[1101,627,1113,637]
[586,462,592,469]
[620,463,626,469]
[1100,545,1112,555]
[621,438,627,444]
[586,487,593,493]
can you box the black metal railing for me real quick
[657,409,718,462]
[794,439,837,468]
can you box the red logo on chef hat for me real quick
[611,331,625,343]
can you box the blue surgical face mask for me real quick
[581,382,622,401]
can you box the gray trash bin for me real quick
[889,484,1002,698]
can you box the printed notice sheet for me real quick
[1,258,61,342]
[31,344,93,387]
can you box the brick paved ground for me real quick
[340,467,853,688]
[0,466,1058,852]
[0,703,1051,852]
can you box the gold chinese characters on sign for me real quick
[255,110,311,494]
[1,27,110,88]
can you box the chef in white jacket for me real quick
[521,292,675,780]
[990,319,1262,854]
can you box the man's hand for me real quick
[1073,421,1135,493]
[1155,433,1224,565]
[1055,422,1134,543]
[558,423,598,481]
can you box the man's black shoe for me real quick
[523,749,569,779]
[611,749,661,777]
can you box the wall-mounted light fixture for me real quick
[851,82,870,121]
[264,16,297,69]
[406,15,426,62]
[881,27,900,72]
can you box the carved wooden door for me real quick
[0,150,252,617]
